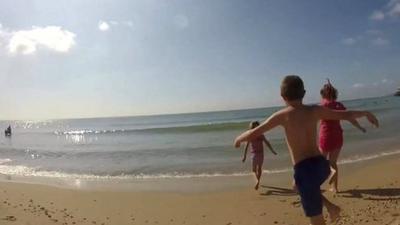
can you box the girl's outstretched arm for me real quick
[314,106,379,128]
[263,136,277,155]
[242,142,249,163]
[234,111,284,148]
[348,119,366,133]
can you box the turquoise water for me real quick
[0,96,399,180]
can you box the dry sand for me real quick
[0,154,399,225]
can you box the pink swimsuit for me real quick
[319,99,346,153]
[250,136,264,166]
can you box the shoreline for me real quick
[0,148,399,193]
[0,151,399,224]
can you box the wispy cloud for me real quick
[370,10,385,21]
[388,0,400,17]
[370,0,400,20]
[343,30,389,47]
[353,83,365,88]
[342,37,356,45]
[371,37,389,45]
[98,20,133,32]
[365,29,383,35]
[0,25,76,55]
[354,78,393,88]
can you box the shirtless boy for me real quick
[234,75,379,225]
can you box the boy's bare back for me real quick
[275,104,321,165]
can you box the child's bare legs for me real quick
[292,179,298,192]
[327,149,341,193]
[309,214,326,225]
[252,155,263,190]
[252,164,258,190]
[308,195,341,225]
[255,165,262,190]
[252,163,261,190]
[322,195,341,222]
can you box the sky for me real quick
[0,0,399,120]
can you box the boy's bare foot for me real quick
[292,183,298,193]
[328,172,336,185]
[328,187,339,193]
[327,204,341,223]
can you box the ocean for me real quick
[0,96,399,182]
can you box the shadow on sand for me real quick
[260,185,298,197]
[339,187,400,201]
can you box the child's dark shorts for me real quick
[293,155,330,217]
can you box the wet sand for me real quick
[0,154,399,225]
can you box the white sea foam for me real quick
[0,158,11,164]
[338,149,400,165]
[0,149,398,181]
[0,164,287,180]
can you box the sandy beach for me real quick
[0,153,398,225]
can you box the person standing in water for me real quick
[5,125,12,137]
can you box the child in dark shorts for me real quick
[294,155,331,217]
[234,75,379,225]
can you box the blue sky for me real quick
[0,0,399,119]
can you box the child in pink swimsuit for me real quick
[319,80,366,193]
[242,121,277,190]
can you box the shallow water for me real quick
[0,96,399,181]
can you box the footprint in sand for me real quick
[3,215,17,221]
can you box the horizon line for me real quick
[0,95,390,122]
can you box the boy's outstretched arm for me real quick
[242,142,249,163]
[315,106,379,128]
[263,136,277,155]
[348,119,366,133]
[234,111,283,148]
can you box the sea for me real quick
[0,96,399,184]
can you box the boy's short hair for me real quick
[281,75,305,101]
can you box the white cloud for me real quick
[370,10,385,21]
[371,37,389,45]
[388,2,400,17]
[98,21,110,31]
[347,78,398,99]
[354,79,392,89]
[98,20,133,32]
[109,20,119,26]
[365,29,383,35]
[353,83,365,88]
[370,0,400,20]
[174,15,189,29]
[6,26,76,55]
[121,21,133,28]
[342,37,356,45]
